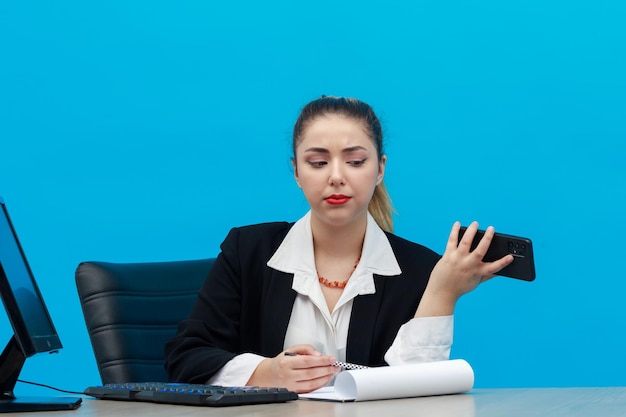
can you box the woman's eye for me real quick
[348,158,368,167]
[307,161,327,168]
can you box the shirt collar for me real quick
[267,211,401,295]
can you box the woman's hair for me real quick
[292,96,395,232]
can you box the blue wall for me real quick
[1,1,625,394]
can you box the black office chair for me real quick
[75,258,215,384]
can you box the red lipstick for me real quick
[325,194,351,205]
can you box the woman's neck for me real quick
[310,213,367,259]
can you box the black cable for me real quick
[17,379,86,395]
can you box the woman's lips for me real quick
[325,194,351,205]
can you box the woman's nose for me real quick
[328,161,345,186]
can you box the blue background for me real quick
[1,1,625,394]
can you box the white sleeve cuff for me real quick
[206,353,266,386]
[384,315,454,365]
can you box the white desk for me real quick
[11,387,626,417]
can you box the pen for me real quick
[284,351,369,370]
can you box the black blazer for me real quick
[164,222,440,384]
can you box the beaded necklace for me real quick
[317,257,360,289]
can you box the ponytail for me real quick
[368,181,394,232]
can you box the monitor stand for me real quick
[0,337,82,412]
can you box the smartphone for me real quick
[458,226,536,281]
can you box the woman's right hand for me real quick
[416,221,514,317]
[246,344,339,393]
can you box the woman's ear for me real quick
[377,154,387,185]
[292,158,301,188]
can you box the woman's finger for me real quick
[457,221,479,252]
[444,221,462,252]
[472,225,495,259]
[482,254,514,276]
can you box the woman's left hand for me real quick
[415,221,514,317]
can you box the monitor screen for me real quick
[0,197,81,412]
[0,198,62,356]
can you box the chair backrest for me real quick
[75,258,215,384]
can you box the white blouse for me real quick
[208,212,453,386]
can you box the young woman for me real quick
[164,96,513,394]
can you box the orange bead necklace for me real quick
[317,257,360,289]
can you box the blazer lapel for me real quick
[346,275,386,365]
[261,270,296,355]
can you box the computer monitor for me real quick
[0,197,81,412]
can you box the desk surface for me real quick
[10,387,626,417]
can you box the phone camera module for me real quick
[508,241,525,257]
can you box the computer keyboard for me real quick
[84,382,298,407]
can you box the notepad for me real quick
[299,359,474,402]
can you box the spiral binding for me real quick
[332,361,369,371]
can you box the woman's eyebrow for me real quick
[304,147,329,154]
[303,146,368,154]
[342,146,367,153]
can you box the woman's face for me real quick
[293,113,386,229]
